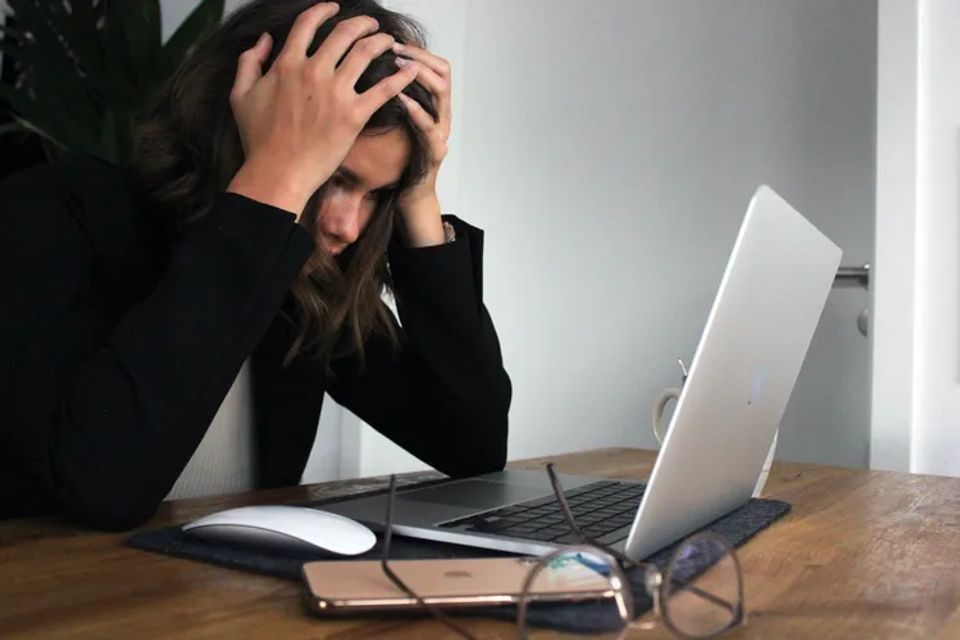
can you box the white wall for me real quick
[457,0,876,463]
[873,0,960,478]
[912,0,960,476]
[871,0,918,472]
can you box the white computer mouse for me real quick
[182,505,376,556]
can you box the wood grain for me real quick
[1,448,958,639]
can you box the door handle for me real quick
[832,263,870,337]
[835,262,870,289]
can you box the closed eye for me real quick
[367,188,396,203]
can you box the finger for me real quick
[396,58,444,95]
[397,92,436,132]
[335,33,395,90]
[392,42,450,78]
[355,63,418,119]
[279,2,340,60]
[311,15,380,68]
[230,32,273,101]
[396,58,448,123]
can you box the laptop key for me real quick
[499,525,539,536]
[553,533,583,545]
[522,496,562,508]
[519,529,558,542]
[563,483,607,498]
[527,526,572,541]
[595,526,632,546]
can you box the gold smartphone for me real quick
[302,557,614,614]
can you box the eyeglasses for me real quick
[380,465,745,639]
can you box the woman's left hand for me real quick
[392,42,451,247]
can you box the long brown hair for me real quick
[131,0,438,368]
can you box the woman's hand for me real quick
[392,42,452,247]
[227,2,419,218]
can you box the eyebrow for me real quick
[335,166,401,192]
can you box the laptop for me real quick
[325,185,842,561]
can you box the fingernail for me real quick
[392,42,404,51]
[395,57,409,67]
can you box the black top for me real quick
[0,156,511,530]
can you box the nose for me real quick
[323,193,364,246]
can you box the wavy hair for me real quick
[131,0,437,368]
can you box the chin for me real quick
[335,244,358,270]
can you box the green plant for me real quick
[0,0,224,164]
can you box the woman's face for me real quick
[314,127,411,256]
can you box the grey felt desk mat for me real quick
[127,480,790,634]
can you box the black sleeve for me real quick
[0,178,315,530]
[326,216,512,478]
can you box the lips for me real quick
[319,236,346,256]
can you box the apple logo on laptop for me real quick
[748,365,768,406]
[444,570,472,578]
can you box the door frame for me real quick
[870,0,918,473]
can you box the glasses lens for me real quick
[662,534,742,638]
[517,546,633,638]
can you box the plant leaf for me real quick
[1,0,222,164]
[0,121,30,137]
[2,3,85,95]
[0,9,102,153]
[47,0,105,90]
[100,107,118,164]
[0,112,66,151]
[114,0,162,86]
[0,22,27,43]
[6,0,63,47]
[0,82,38,122]
[101,0,137,107]
[159,0,224,79]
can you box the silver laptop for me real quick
[325,185,842,561]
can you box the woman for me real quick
[0,0,511,530]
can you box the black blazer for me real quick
[0,157,511,530]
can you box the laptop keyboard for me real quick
[437,480,645,545]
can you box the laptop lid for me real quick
[624,185,841,560]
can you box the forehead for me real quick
[338,128,411,190]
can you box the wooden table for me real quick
[2,448,959,639]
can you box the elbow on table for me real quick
[52,458,165,531]
[59,485,161,531]
[442,426,507,479]
[445,372,512,478]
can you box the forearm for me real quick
[2,191,314,529]
[332,333,511,478]
[329,216,512,477]
[398,192,446,248]
[227,157,324,219]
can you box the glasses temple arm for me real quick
[380,475,478,640]
[546,464,739,617]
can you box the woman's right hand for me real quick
[226,2,418,218]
